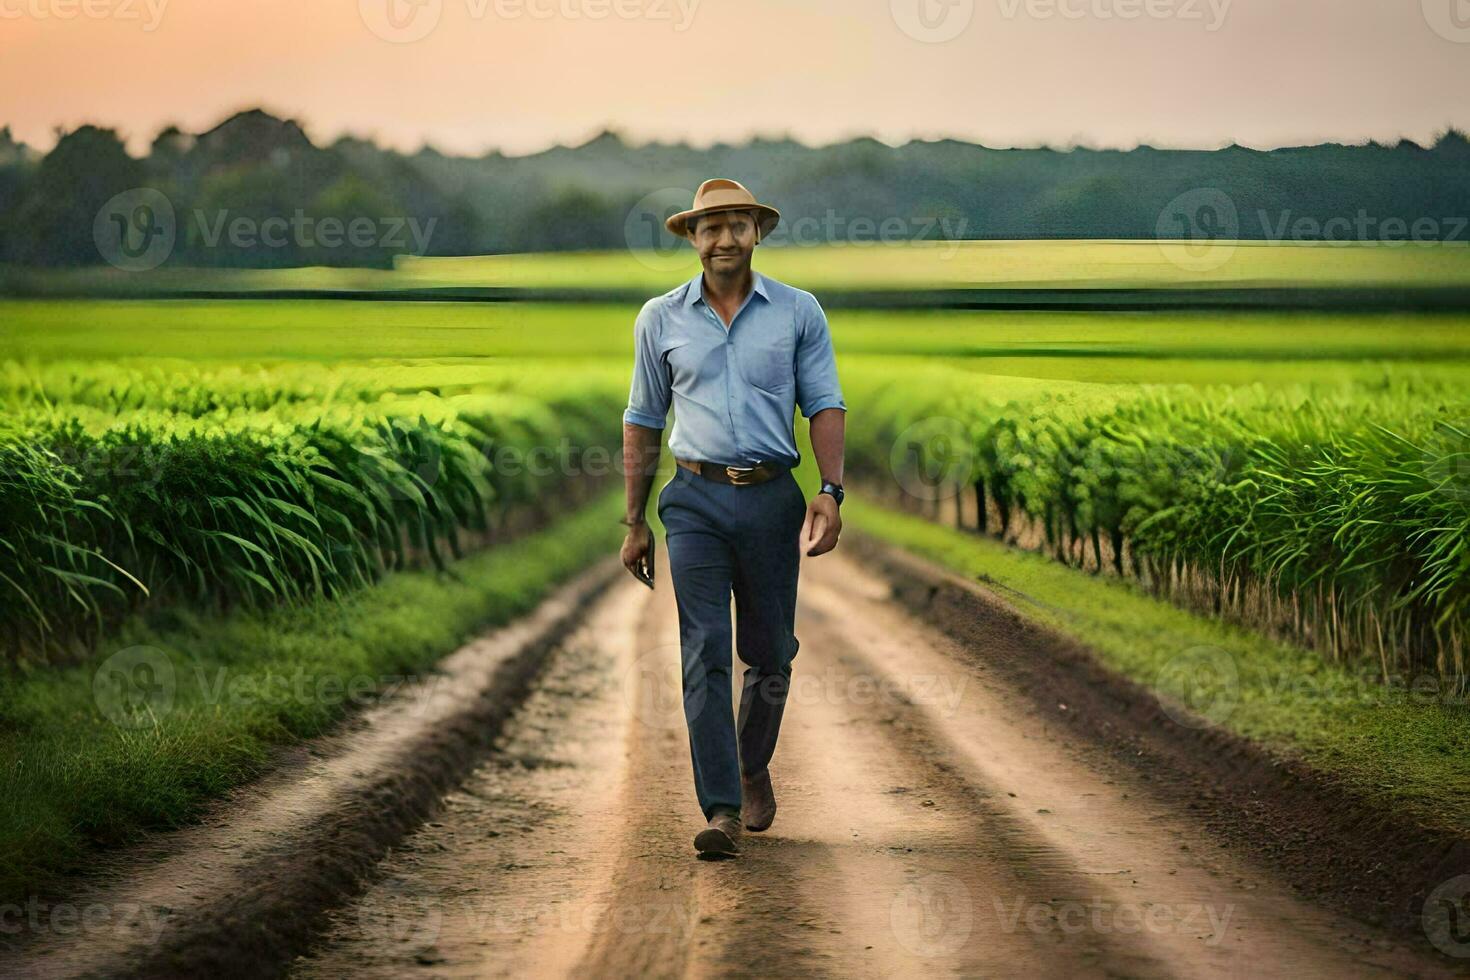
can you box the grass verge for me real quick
[848,497,1470,837]
[0,490,624,905]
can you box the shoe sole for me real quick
[694,827,739,859]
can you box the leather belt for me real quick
[676,458,787,486]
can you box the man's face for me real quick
[689,210,758,275]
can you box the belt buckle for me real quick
[725,465,756,486]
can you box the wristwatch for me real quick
[818,481,845,506]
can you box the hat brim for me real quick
[666,203,780,240]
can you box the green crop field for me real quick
[0,332,629,661]
[3,294,1466,673]
[393,240,1470,291]
[5,299,1470,366]
[2,276,1468,904]
[7,239,1470,299]
[845,359,1469,675]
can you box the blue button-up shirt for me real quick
[623,270,846,468]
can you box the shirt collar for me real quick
[683,270,770,311]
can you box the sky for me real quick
[2,0,1468,156]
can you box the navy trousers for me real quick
[657,465,807,820]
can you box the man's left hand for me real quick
[800,493,842,557]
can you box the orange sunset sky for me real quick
[3,0,1468,156]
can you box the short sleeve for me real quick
[624,301,672,429]
[794,293,845,418]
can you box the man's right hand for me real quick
[621,521,653,583]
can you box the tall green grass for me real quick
[848,363,1470,682]
[0,492,626,903]
[0,364,628,664]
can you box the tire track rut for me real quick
[292,551,1456,979]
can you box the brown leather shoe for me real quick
[694,809,741,859]
[742,770,776,832]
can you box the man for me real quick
[620,178,847,860]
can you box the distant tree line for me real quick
[1,109,1468,268]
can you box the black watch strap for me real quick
[819,481,845,506]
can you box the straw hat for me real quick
[665,178,781,240]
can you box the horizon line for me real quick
[7,107,1468,161]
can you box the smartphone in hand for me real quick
[633,525,656,589]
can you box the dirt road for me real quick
[291,551,1454,979]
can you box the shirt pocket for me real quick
[739,338,795,393]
